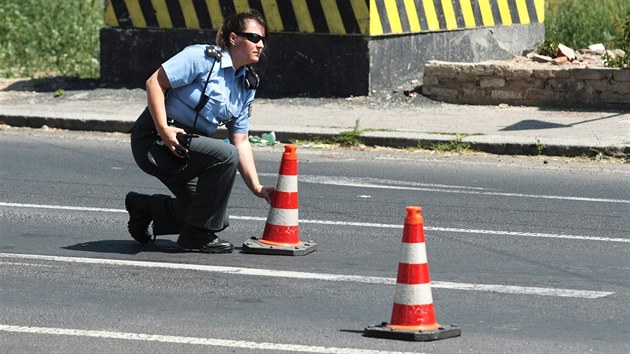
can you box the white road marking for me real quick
[0,324,423,354]
[295,175,630,204]
[1,202,627,243]
[0,202,121,213]
[0,253,614,299]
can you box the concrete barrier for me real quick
[100,0,545,97]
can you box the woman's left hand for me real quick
[256,185,274,204]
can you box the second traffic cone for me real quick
[365,206,460,341]
[242,144,317,256]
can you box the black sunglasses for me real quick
[236,32,266,45]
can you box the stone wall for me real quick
[421,59,630,108]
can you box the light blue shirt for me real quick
[162,44,255,134]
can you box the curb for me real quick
[2,114,628,158]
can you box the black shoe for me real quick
[125,192,154,244]
[177,229,233,254]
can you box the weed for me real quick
[53,89,64,97]
[535,138,545,156]
[431,134,471,153]
[580,147,630,163]
[334,119,363,147]
[537,29,560,58]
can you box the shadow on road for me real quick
[63,239,185,254]
[63,240,249,255]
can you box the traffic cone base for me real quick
[242,237,317,256]
[364,323,461,342]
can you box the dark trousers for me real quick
[130,109,238,235]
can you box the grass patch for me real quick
[431,133,471,153]
[308,119,366,147]
[0,0,103,78]
[543,0,629,68]
[334,119,363,146]
[545,0,629,50]
[581,147,630,163]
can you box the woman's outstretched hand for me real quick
[256,185,274,204]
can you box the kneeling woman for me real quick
[126,10,273,253]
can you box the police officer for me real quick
[126,9,273,253]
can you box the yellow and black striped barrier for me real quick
[105,0,544,36]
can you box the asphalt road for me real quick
[1,128,629,353]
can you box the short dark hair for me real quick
[216,9,268,50]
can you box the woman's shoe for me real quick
[177,228,233,253]
[125,192,154,244]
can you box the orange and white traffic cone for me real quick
[242,144,317,256]
[365,206,460,341]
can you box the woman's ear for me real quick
[229,32,237,46]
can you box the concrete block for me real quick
[601,91,630,103]
[424,64,457,79]
[426,87,459,99]
[507,78,545,89]
[547,79,585,92]
[490,90,523,100]
[571,68,614,80]
[610,81,630,94]
[479,77,506,88]
[533,68,571,79]
[524,88,564,102]
[461,88,488,99]
[584,79,613,92]
[505,68,534,79]
[422,74,440,86]
[613,70,630,82]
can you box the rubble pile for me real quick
[523,43,627,67]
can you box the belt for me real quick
[168,118,208,137]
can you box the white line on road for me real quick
[0,324,422,354]
[0,253,613,299]
[0,202,122,213]
[298,219,630,244]
[1,202,627,243]
[296,175,630,204]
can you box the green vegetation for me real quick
[606,9,630,68]
[0,0,103,78]
[543,0,629,68]
[431,134,471,153]
[535,138,545,156]
[334,119,363,147]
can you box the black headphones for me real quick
[204,45,259,90]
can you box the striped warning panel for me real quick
[104,0,544,35]
[371,0,545,35]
